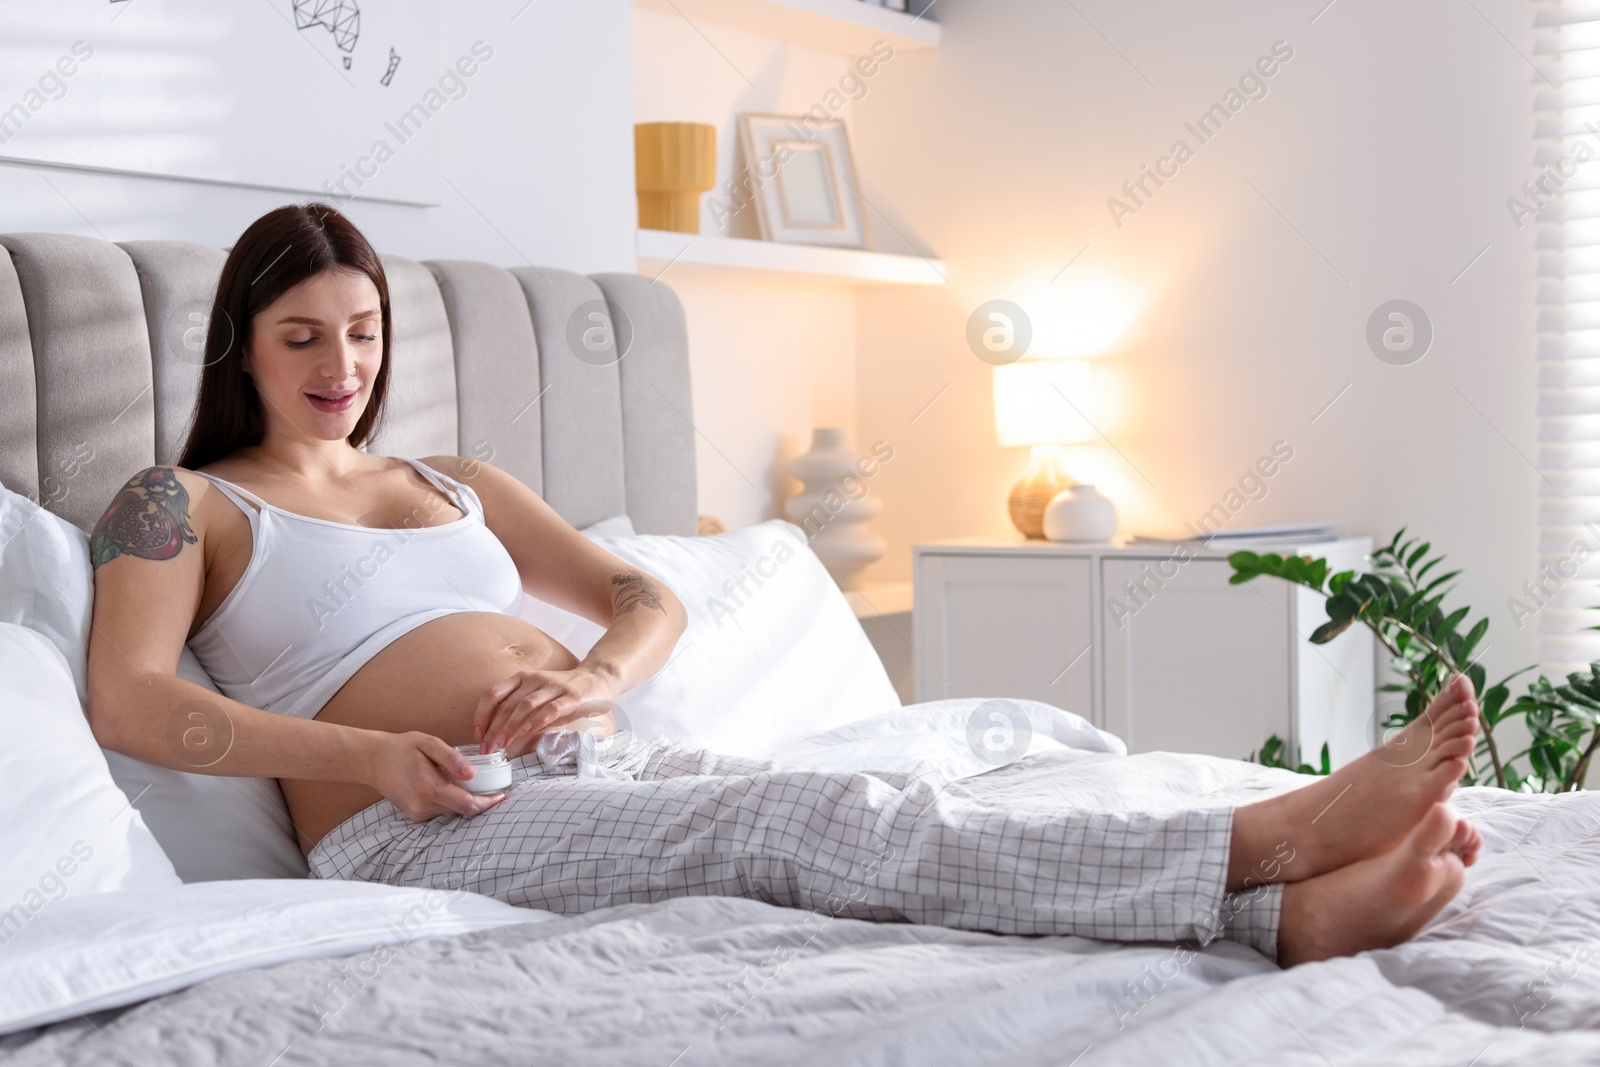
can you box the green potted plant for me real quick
[1231,529,1600,792]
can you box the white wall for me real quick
[851,0,1543,689]
[668,273,858,528]
[0,1,635,273]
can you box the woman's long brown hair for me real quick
[177,202,392,470]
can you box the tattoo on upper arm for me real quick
[89,467,199,568]
[611,570,665,615]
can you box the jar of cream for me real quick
[449,745,513,796]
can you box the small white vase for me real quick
[1042,484,1118,543]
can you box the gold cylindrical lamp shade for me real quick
[635,122,717,234]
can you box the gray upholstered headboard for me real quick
[0,233,698,536]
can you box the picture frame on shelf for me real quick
[736,112,872,250]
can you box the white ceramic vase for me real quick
[1042,484,1118,543]
[783,427,886,586]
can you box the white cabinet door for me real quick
[1101,558,1292,759]
[916,554,1094,717]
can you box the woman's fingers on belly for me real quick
[472,671,529,745]
[486,679,565,751]
[481,667,621,752]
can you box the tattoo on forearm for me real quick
[90,467,198,568]
[611,570,664,615]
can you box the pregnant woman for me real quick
[88,202,1482,968]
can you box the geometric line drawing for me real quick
[292,0,361,55]
[380,46,401,86]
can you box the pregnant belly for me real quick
[282,610,607,854]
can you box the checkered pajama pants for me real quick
[307,729,1282,958]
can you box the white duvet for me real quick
[0,878,550,1034]
[5,703,1600,1065]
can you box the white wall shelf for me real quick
[638,229,946,287]
[633,0,940,54]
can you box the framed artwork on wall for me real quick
[736,112,872,249]
[0,0,443,205]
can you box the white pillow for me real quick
[101,647,310,881]
[0,477,308,881]
[0,482,93,705]
[0,623,180,909]
[519,518,902,758]
[578,514,636,538]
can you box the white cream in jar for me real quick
[450,745,513,796]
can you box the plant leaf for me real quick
[1436,606,1472,641]
[1459,617,1490,663]
[1311,617,1357,644]
[1422,569,1463,595]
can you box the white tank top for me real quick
[187,457,525,719]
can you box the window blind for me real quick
[1535,0,1600,672]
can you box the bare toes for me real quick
[1445,673,1477,705]
[1436,702,1477,736]
[1436,710,1477,740]
[1413,804,1458,854]
[1425,676,1478,724]
[1456,822,1483,867]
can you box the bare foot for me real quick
[1276,804,1471,967]
[1228,673,1478,890]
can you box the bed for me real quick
[3,231,1599,1066]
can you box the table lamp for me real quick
[992,358,1093,538]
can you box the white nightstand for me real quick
[912,535,1376,767]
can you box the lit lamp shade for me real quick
[992,359,1094,538]
[992,358,1094,447]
